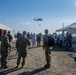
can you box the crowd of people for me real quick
[0,29,74,69]
[17,31,42,47]
[55,32,73,48]
[0,29,54,69]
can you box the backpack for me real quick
[48,36,55,47]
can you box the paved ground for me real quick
[0,43,76,75]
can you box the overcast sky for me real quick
[0,0,76,34]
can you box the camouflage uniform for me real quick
[7,31,13,54]
[37,34,41,47]
[1,35,10,68]
[16,35,30,67]
[43,29,51,68]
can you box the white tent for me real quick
[0,23,15,40]
[0,23,13,31]
[56,23,76,34]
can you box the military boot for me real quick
[21,65,24,68]
[4,66,8,69]
[44,64,50,68]
[15,65,19,68]
[74,58,76,62]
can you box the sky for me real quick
[0,0,76,34]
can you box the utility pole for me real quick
[63,23,64,34]
[63,23,64,28]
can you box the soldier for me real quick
[43,29,51,68]
[0,30,11,69]
[37,33,41,47]
[16,31,31,68]
[7,31,13,54]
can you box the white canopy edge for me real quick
[0,23,13,31]
[56,23,76,32]
[0,23,15,41]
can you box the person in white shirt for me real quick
[31,33,36,47]
[59,33,64,47]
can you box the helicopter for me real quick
[34,18,43,21]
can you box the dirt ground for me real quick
[0,43,76,75]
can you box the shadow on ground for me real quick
[0,67,21,75]
[0,67,47,75]
[19,67,47,75]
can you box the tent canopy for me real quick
[0,23,13,31]
[0,23,15,40]
[56,23,76,32]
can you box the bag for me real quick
[48,36,55,47]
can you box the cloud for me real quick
[21,22,30,25]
